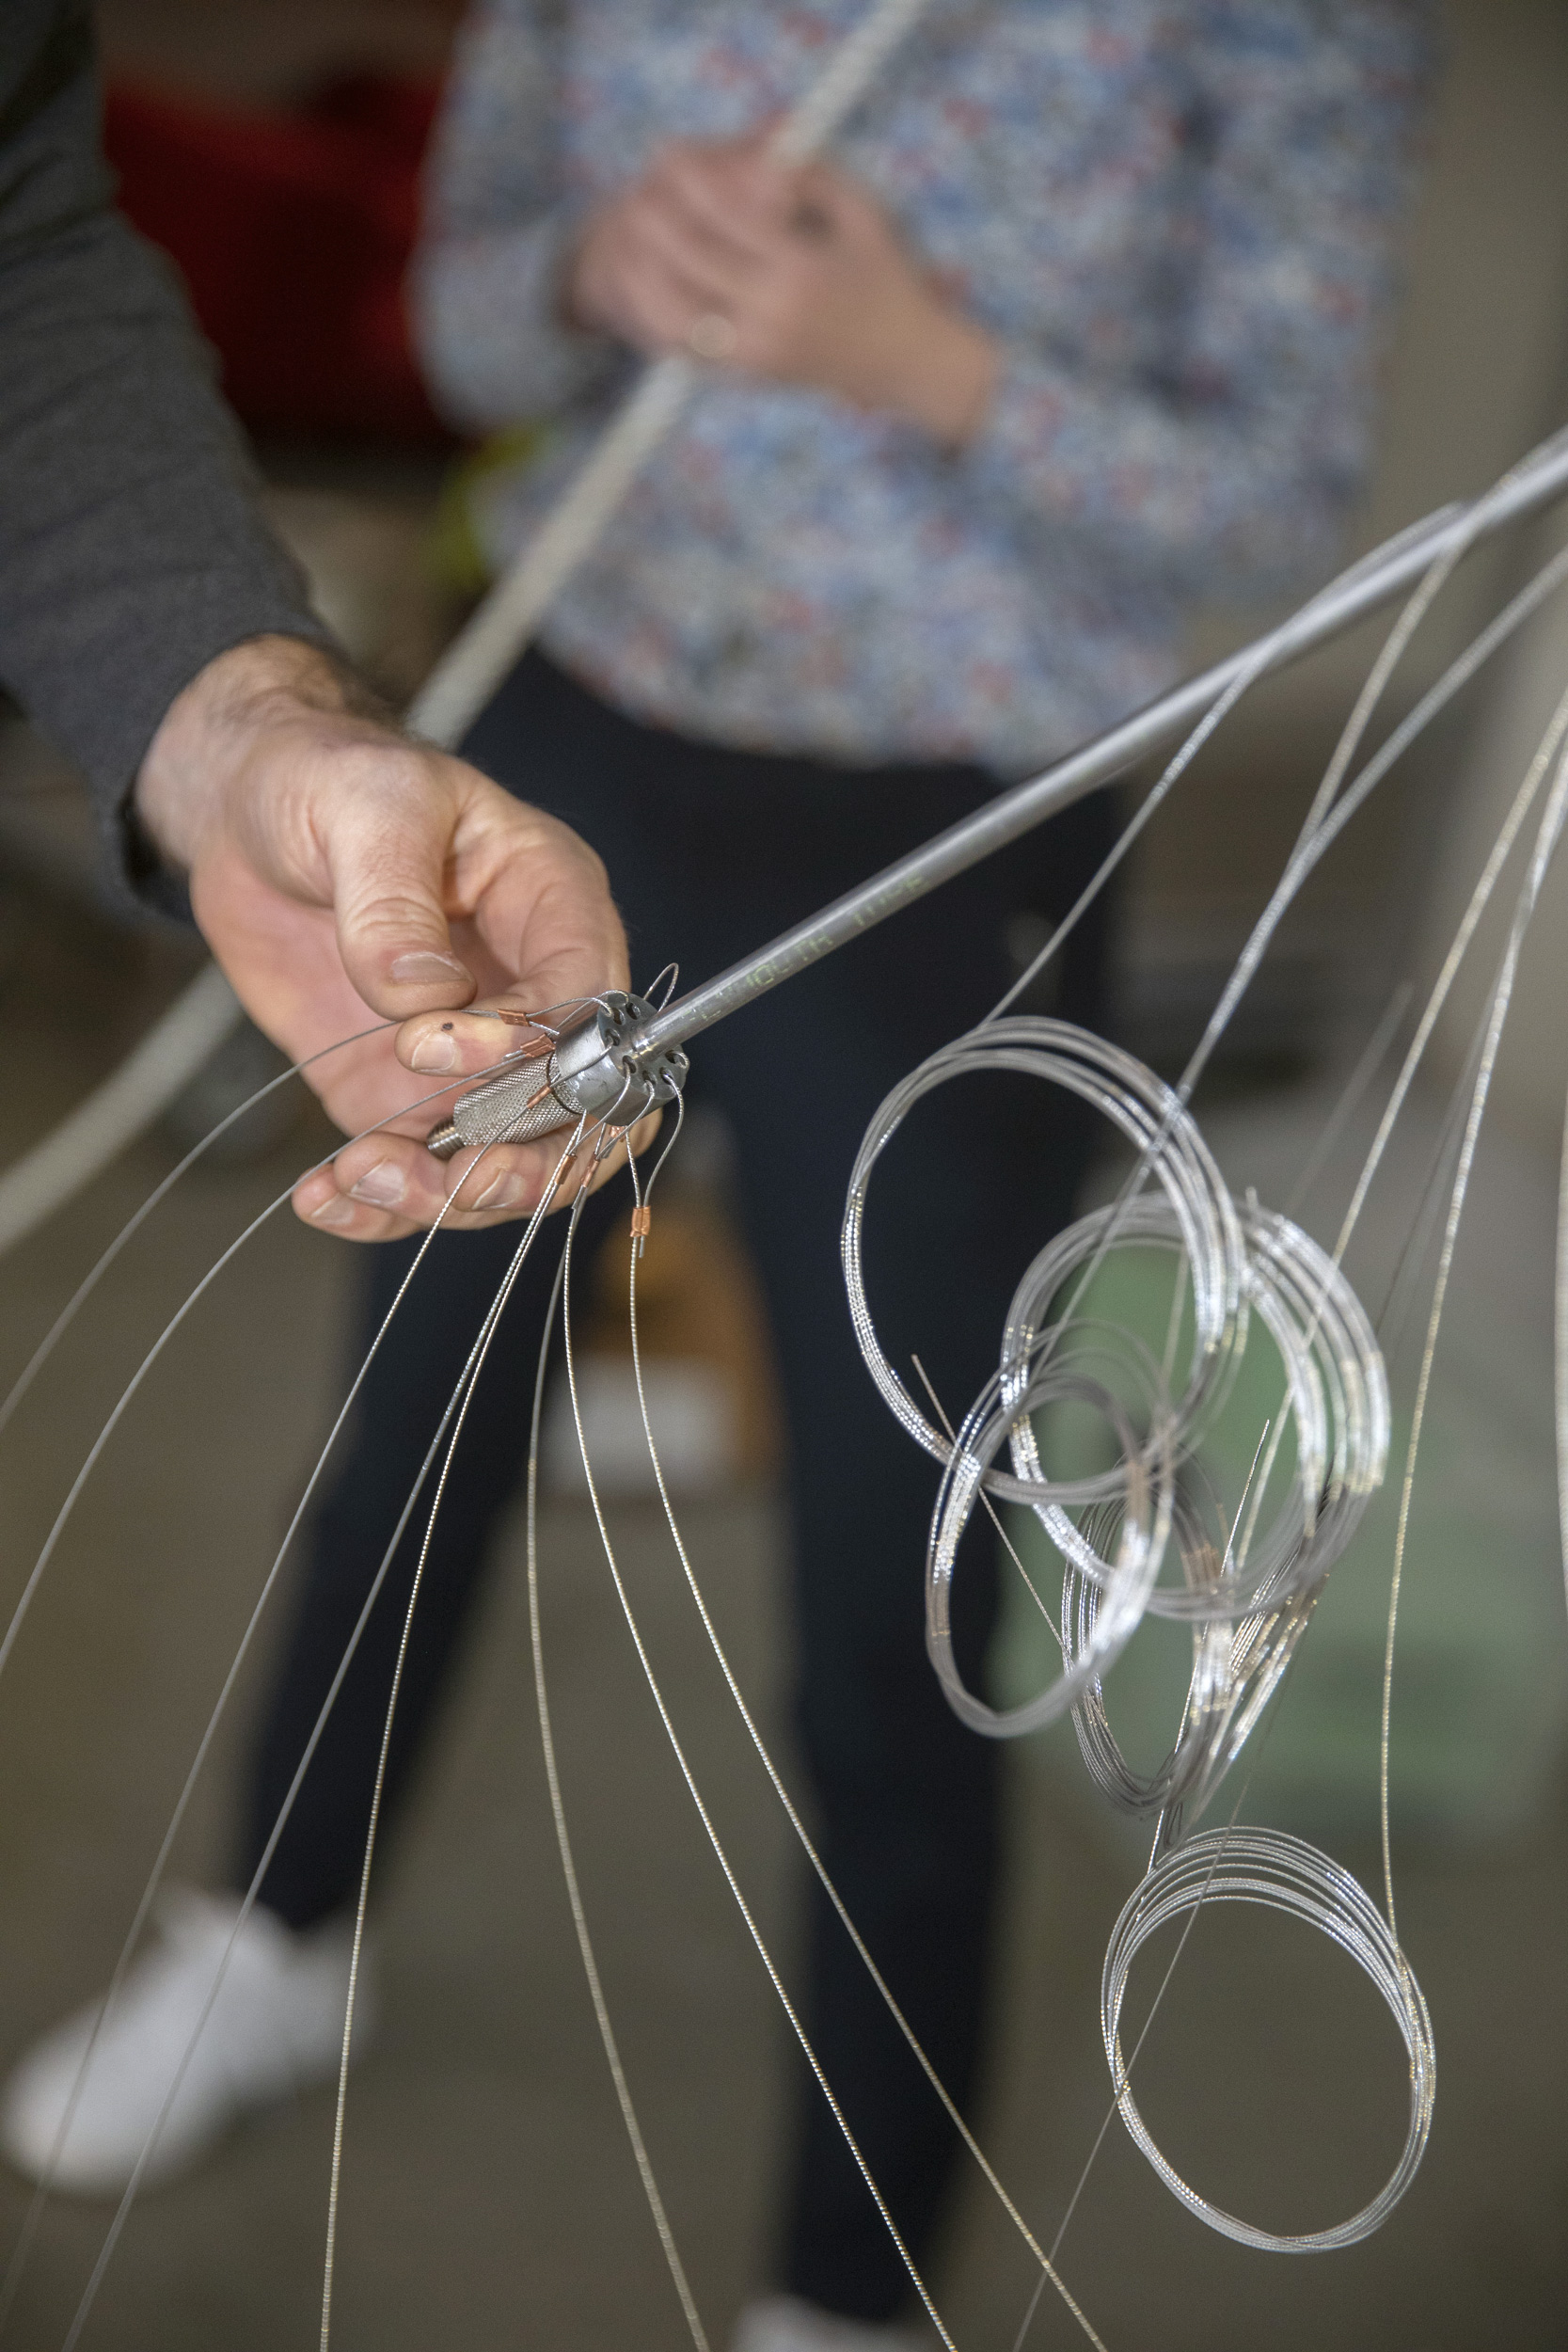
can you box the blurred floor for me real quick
[0,922,1566,2352]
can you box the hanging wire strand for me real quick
[525,1235,714,2352]
[0,1145,491,2337]
[1283,981,1415,1222]
[551,1177,968,2352]
[318,1117,595,2352]
[1374,709,1568,1946]
[0,1057,510,1713]
[0,1018,396,1448]
[53,1116,601,2352]
[1556,1086,1568,1620]
[620,1284,1106,2342]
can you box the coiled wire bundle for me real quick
[843,1021,1248,1478]
[842,1012,1429,2251]
[1035,1195,1391,1840]
[1101,1826,1435,2252]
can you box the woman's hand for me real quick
[569,134,998,446]
[136,637,647,1243]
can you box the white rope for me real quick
[408,359,697,744]
[407,0,934,749]
[0,961,240,1258]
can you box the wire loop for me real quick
[1101,1826,1435,2252]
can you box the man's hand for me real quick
[136,637,638,1242]
[569,134,998,446]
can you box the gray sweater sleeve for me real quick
[0,1,335,864]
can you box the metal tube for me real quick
[627,431,1568,1064]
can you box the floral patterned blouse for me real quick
[412,0,1433,777]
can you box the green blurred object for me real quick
[990,1231,1568,1850]
[426,421,553,599]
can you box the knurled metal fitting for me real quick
[425,993,687,1160]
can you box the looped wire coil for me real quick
[842,1013,1428,2252]
[1101,1827,1435,2253]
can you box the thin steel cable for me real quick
[1375,716,1568,1944]
[1011,1615,1338,2352]
[30,395,1568,2343]
[870,540,1568,1590]
[0,998,587,1457]
[1030,1447,1426,2276]
[1101,1824,1435,2253]
[321,1079,648,2344]
[318,1122,591,2352]
[624,1299,1105,2344]
[0,964,244,1259]
[1283,982,1414,1222]
[555,1181,963,2352]
[20,1024,659,2342]
[0,1019,395,1448]
[1010,1778,1259,2352]
[1180,538,1568,1113]
[1368,1003,1488,1355]
[0,1152,473,2339]
[525,1209,713,2352]
[1558,1083,1568,1621]
[898,944,1491,2242]
[1328,677,1568,1279]
[911,1352,1063,1646]
[987,488,1568,1041]
[1181,443,1568,1129]
[0,1062,489,1710]
[985,512,1479,1033]
[1205,683,1568,1581]
[55,1132,589,2352]
[420,453,1568,2296]
[316,1086,710,2352]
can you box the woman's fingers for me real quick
[575,177,753,347]
[628,189,756,304]
[607,185,786,354]
[575,138,820,359]
[646,142,792,259]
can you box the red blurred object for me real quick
[103,75,451,442]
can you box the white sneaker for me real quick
[0,1886,372,2195]
[732,2296,932,2352]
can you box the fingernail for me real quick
[472,1168,531,1211]
[390,950,471,987]
[350,1161,406,1208]
[310,1196,358,1229]
[409,1030,458,1073]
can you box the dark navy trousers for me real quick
[237,649,1114,2320]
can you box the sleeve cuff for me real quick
[67,583,337,909]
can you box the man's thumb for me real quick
[328,797,475,1017]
